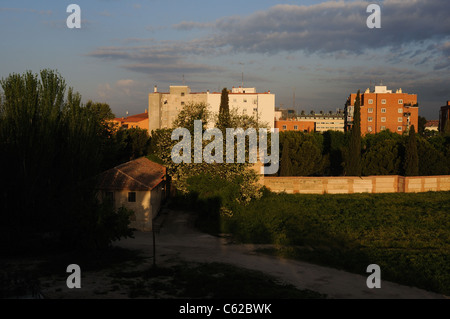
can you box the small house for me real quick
[96,157,167,231]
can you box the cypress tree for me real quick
[346,90,362,176]
[217,88,230,131]
[404,125,419,176]
[280,139,293,176]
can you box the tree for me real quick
[418,116,427,136]
[86,100,115,120]
[280,139,293,176]
[217,88,231,131]
[346,90,362,176]
[404,125,419,176]
[362,139,402,175]
[0,69,132,253]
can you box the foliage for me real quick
[278,131,326,176]
[417,116,427,136]
[279,138,293,176]
[404,125,419,176]
[150,102,264,209]
[346,90,362,176]
[0,69,132,253]
[217,88,231,132]
[86,100,115,120]
[220,190,450,295]
[362,139,403,176]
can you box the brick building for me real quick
[345,86,418,134]
[275,119,315,132]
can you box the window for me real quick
[368,117,373,122]
[181,92,185,97]
[381,117,386,122]
[181,101,185,106]
[398,117,403,123]
[381,126,386,131]
[398,126,402,131]
[368,126,373,132]
[128,192,136,203]
[368,99,374,104]
[381,108,386,113]
[398,99,403,104]
[243,99,247,103]
[398,108,403,113]
[282,125,287,130]
[368,108,373,113]
[381,99,386,104]
[294,125,298,130]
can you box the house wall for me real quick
[262,175,450,194]
[113,190,153,231]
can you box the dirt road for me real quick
[115,209,447,299]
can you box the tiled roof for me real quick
[114,112,148,123]
[425,120,439,127]
[96,157,166,191]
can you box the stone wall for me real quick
[262,175,450,194]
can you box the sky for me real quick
[0,0,449,119]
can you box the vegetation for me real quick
[346,90,362,176]
[276,128,450,177]
[149,99,266,201]
[404,125,419,176]
[209,190,450,295]
[0,69,134,253]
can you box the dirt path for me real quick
[115,209,447,299]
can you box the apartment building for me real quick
[148,85,275,131]
[345,86,418,134]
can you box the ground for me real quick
[2,208,447,299]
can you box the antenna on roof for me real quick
[242,72,244,87]
[182,74,185,86]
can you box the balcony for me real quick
[404,103,419,108]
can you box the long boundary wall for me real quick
[262,175,450,194]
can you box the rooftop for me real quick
[96,157,166,191]
[114,112,148,123]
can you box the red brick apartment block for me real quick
[345,86,418,135]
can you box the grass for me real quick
[218,191,450,295]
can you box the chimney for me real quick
[154,85,158,93]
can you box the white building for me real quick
[148,86,275,131]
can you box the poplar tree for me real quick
[346,90,362,176]
[404,125,419,176]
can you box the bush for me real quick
[221,191,450,295]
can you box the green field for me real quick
[219,190,450,295]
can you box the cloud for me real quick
[88,0,450,83]
[172,21,214,30]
